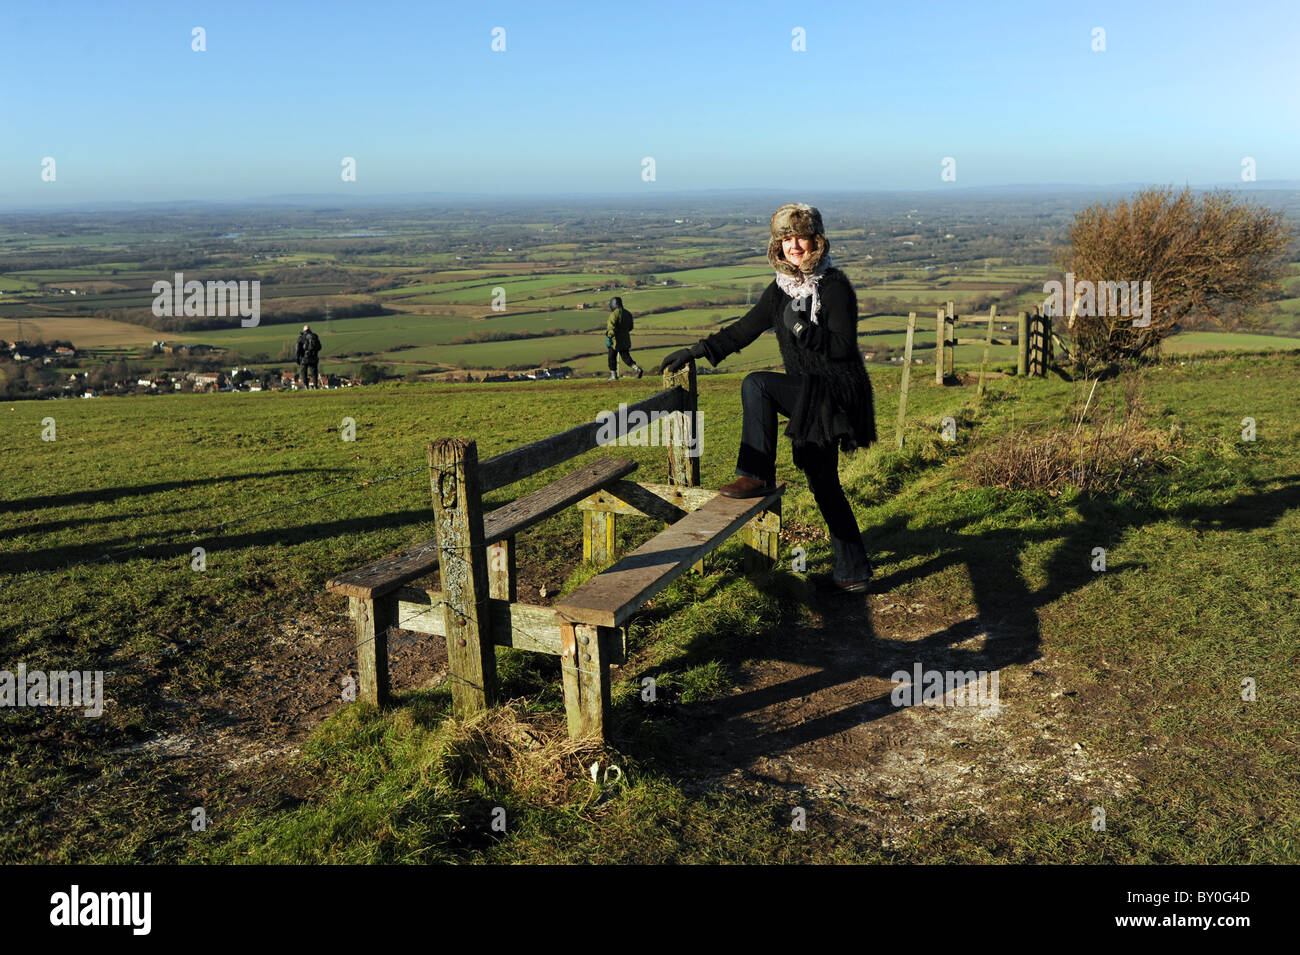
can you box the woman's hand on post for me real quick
[658,342,706,375]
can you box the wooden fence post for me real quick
[945,301,955,380]
[741,502,781,574]
[665,359,700,487]
[1017,310,1029,376]
[977,305,996,398]
[665,360,704,574]
[583,510,615,564]
[429,436,497,716]
[559,621,612,739]
[897,311,916,448]
[487,538,516,601]
[935,307,946,385]
[350,595,392,706]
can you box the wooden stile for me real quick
[328,358,786,743]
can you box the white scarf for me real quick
[774,254,834,325]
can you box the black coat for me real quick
[696,267,877,468]
[296,331,321,363]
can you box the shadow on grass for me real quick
[0,504,437,578]
[612,473,1300,784]
[0,468,337,514]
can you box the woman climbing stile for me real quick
[658,202,876,592]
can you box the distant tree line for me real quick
[96,298,388,333]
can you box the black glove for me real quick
[782,296,813,343]
[658,341,707,375]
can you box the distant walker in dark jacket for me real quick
[295,324,322,389]
[605,297,643,380]
[658,203,876,593]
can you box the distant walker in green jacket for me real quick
[605,297,643,380]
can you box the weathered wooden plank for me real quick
[350,595,393,706]
[327,540,439,600]
[478,388,679,494]
[327,456,638,600]
[576,480,717,521]
[431,437,495,715]
[554,483,786,629]
[559,622,613,740]
[392,586,627,664]
[484,456,638,541]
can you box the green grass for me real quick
[2,351,1298,864]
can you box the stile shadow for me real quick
[617,473,1300,784]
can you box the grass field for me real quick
[2,349,1297,863]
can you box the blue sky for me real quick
[2,0,1297,205]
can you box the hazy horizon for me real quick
[4,181,1299,216]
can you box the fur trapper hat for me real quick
[767,202,829,276]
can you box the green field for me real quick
[1161,331,1300,353]
[6,252,1299,380]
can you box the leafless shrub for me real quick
[1057,186,1292,364]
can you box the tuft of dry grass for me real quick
[432,703,608,802]
[963,373,1181,493]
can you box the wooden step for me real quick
[553,483,785,629]
[327,456,639,599]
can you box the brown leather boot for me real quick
[719,475,775,498]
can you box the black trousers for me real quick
[298,361,318,386]
[607,345,637,371]
[735,371,872,580]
